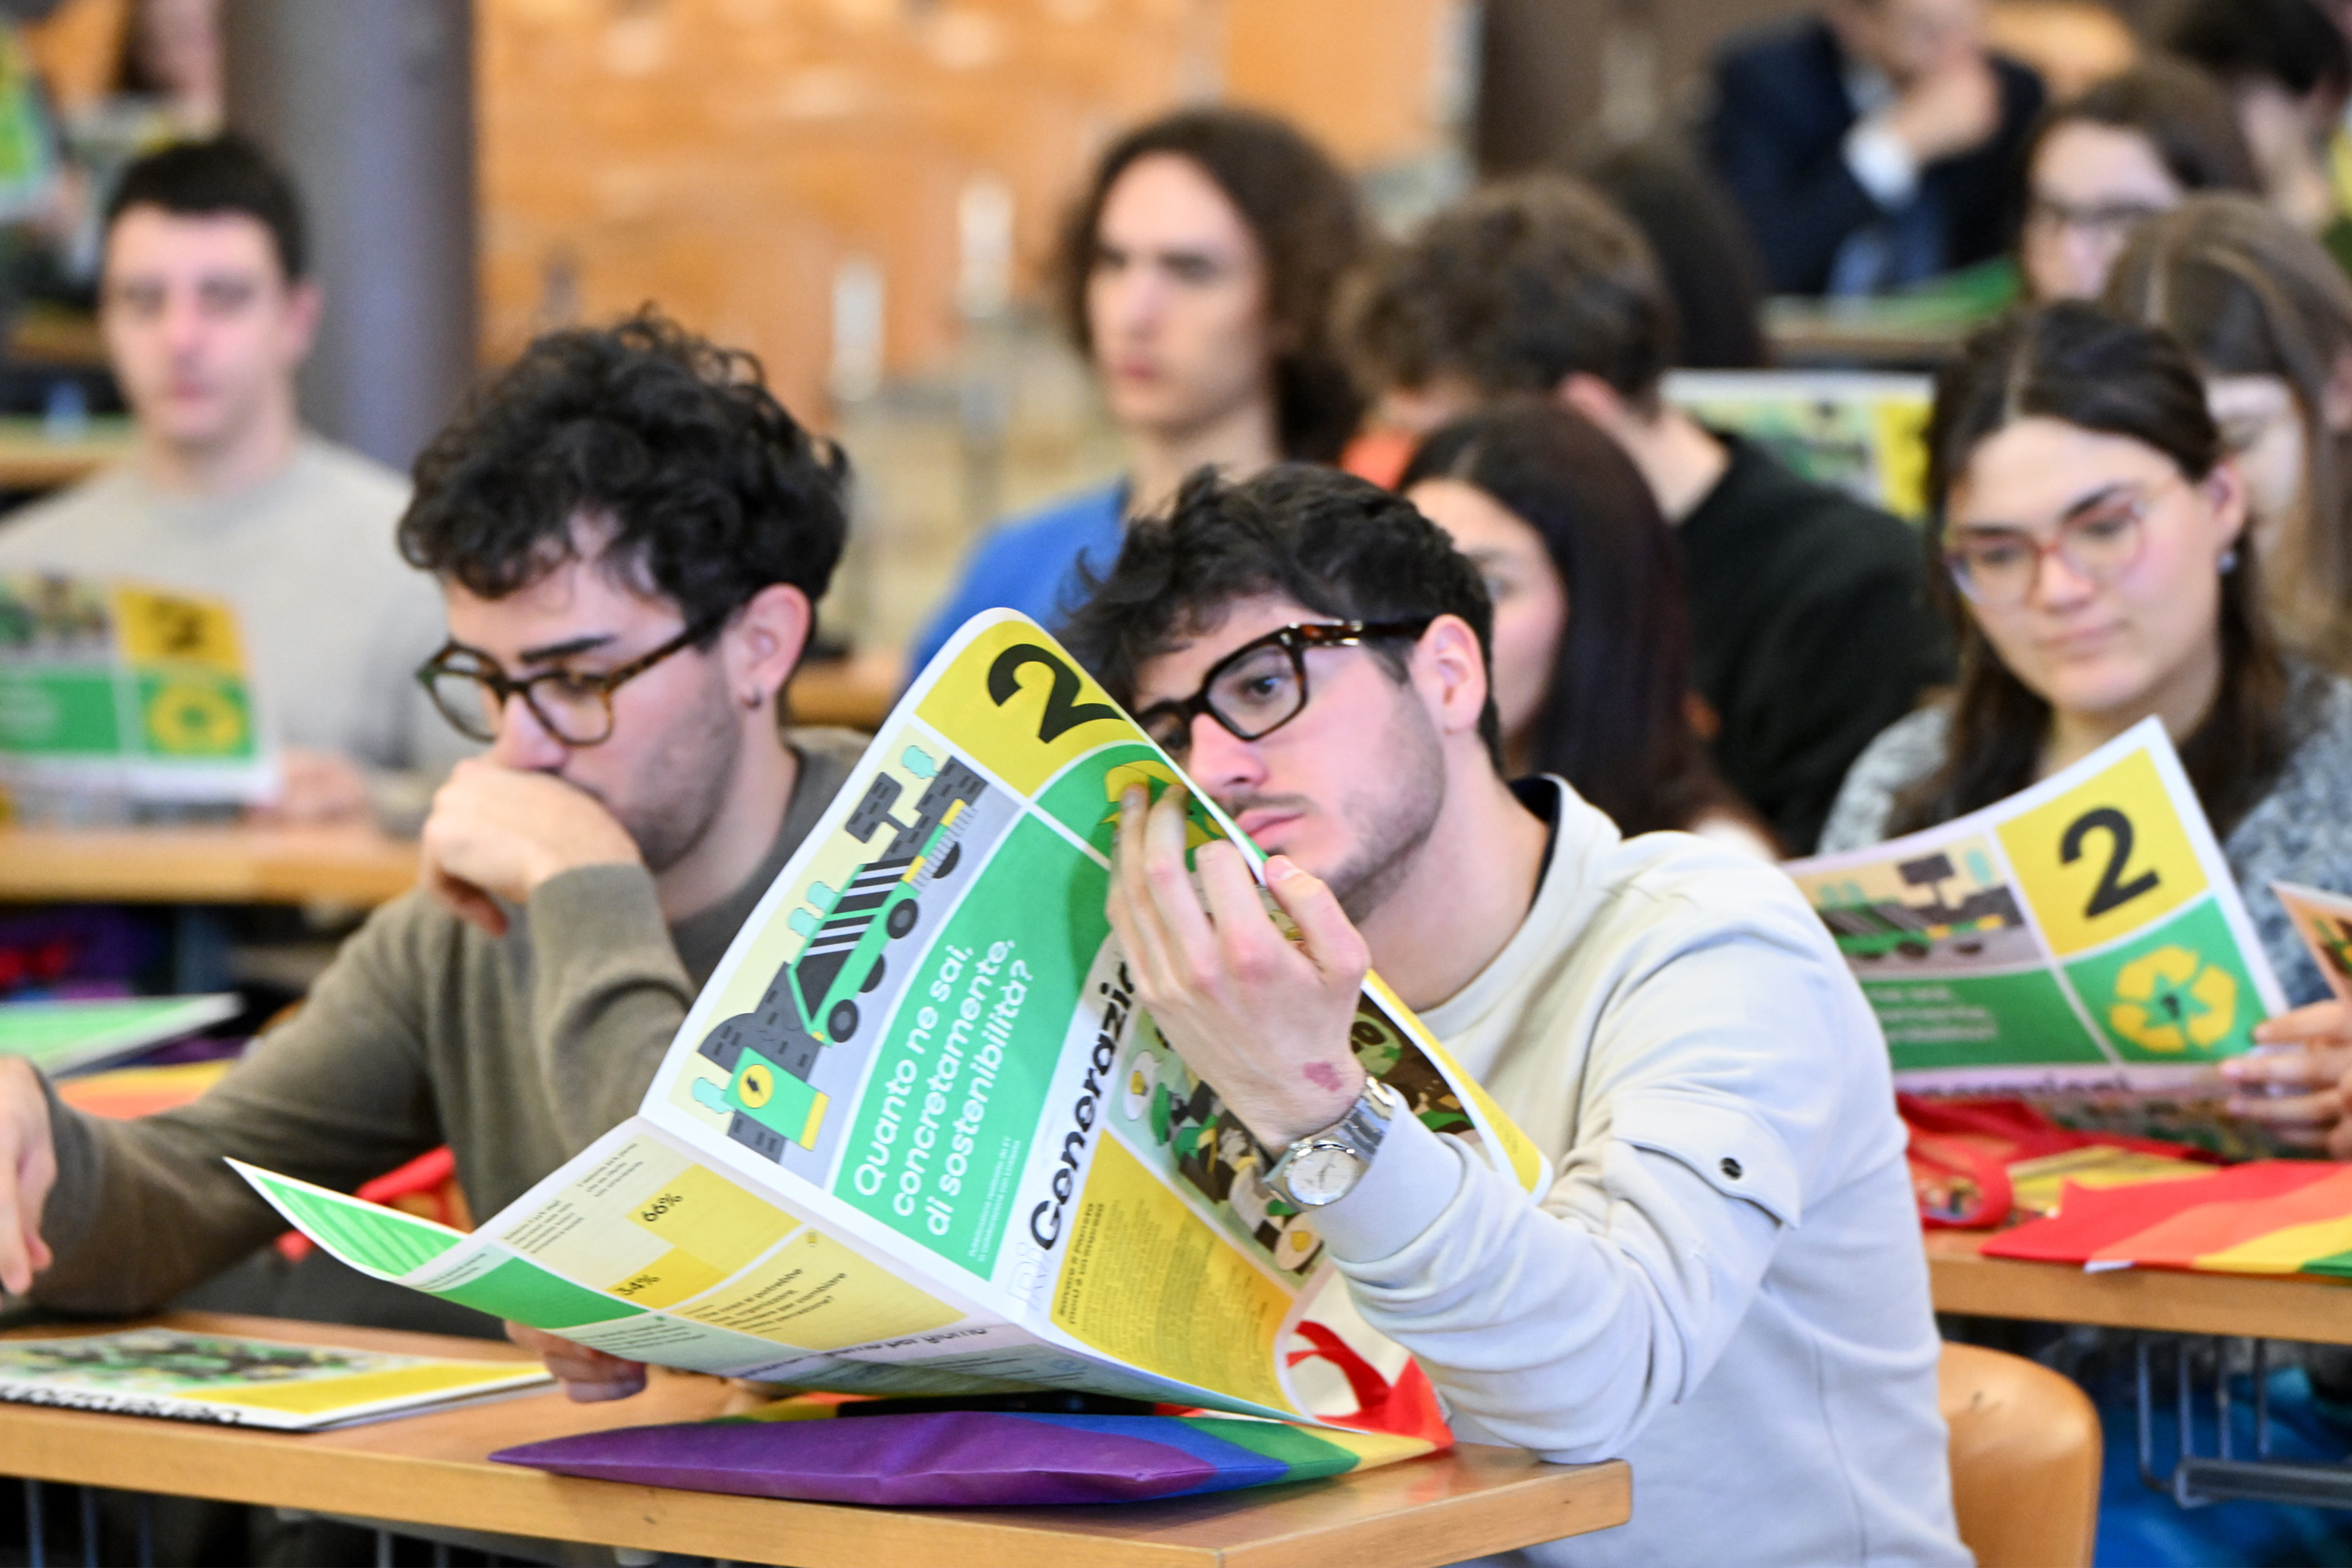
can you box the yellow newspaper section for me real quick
[1051,1135,1300,1416]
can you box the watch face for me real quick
[1286,1144,1362,1206]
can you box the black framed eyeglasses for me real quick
[1134,619,1435,760]
[415,614,726,747]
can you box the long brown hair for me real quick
[1893,302,2294,839]
[1400,402,1757,840]
[1052,107,1368,464]
[2106,193,2352,671]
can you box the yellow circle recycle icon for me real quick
[2107,945,2237,1053]
[145,680,244,755]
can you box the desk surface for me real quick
[1927,1229,2352,1344]
[0,826,419,907]
[0,1313,1628,1568]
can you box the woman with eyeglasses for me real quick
[1820,301,2352,1151]
[2107,192,2352,673]
[2017,58,2259,303]
[1396,402,1774,855]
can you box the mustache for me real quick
[1211,790,1316,822]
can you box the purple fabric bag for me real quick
[492,1409,1419,1507]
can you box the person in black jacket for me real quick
[1342,177,1953,853]
[1705,0,2044,295]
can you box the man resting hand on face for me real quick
[0,315,861,1389]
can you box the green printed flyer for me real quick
[1786,718,2286,1089]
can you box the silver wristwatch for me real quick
[1265,1078,1403,1209]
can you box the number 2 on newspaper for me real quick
[918,624,1131,796]
[1995,748,2207,958]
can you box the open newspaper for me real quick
[0,571,276,807]
[238,612,1548,1424]
[1784,718,2286,1145]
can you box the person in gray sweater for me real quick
[0,312,858,1321]
[1820,301,2352,1153]
[0,136,466,825]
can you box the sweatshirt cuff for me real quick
[1308,1108,1468,1265]
[1844,117,1919,209]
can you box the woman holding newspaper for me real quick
[1819,300,2352,1155]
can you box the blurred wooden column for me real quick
[221,0,475,473]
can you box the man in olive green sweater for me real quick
[0,312,861,1316]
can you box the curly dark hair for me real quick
[1053,107,1369,462]
[1341,175,1674,412]
[1897,301,2295,840]
[106,135,306,281]
[398,312,848,640]
[1060,463,1502,766]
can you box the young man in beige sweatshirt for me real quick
[0,313,862,1318]
[1078,467,1962,1566]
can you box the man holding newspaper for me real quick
[1063,466,1966,1567]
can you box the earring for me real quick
[741,688,763,709]
[2220,548,2241,575]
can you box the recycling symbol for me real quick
[2108,945,2237,1053]
[145,680,244,755]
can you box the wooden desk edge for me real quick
[0,1315,1627,1568]
[1927,1230,2352,1344]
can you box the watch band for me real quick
[1265,1077,1402,1209]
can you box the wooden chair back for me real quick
[1939,1340,2103,1568]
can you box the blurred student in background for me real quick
[1344,178,1948,853]
[1705,0,2044,295]
[2108,194,2352,672]
[2171,0,2352,271]
[1819,306,2352,1153]
[905,107,1366,675]
[0,135,462,826]
[1578,141,1769,371]
[1397,402,1773,856]
[2018,57,2260,301]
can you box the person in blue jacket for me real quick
[1705,0,2044,296]
[907,107,1368,674]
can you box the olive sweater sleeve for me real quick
[34,896,451,1316]
[32,863,694,1317]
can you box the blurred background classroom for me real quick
[0,0,2166,680]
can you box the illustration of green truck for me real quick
[694,750,991,1163]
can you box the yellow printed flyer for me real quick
[0,571,276,804]
[238,611,1548,1426]
[1784,718,2286,1096]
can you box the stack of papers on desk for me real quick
[0,1327,549,1428]
[0,994,237,1076]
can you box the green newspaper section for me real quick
[435,1256,635,1330]
[252,1174,459,1276]
[1864,970,2102,1071]
[833,813,1112,1276]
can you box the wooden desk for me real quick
[1926,1229,2352,1344]
[0,1313,1630,1568]
[0,415,132,492]
[0,826,419,907]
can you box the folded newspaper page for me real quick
[0,571,277,805]
[1784,718,2285,1119]
[238,612,1548,1424]
[2276,881,2352,1006]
